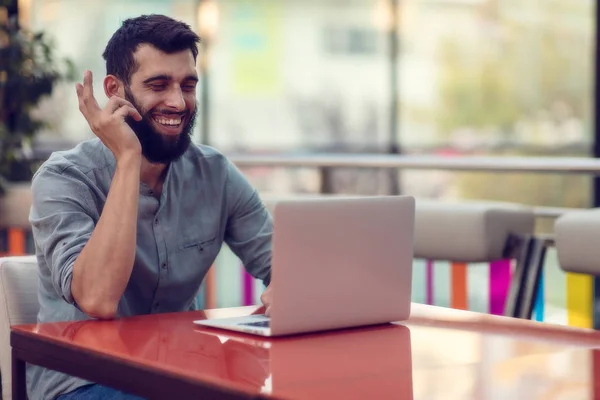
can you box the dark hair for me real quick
[102,14,201,83]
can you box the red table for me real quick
[11,303,600,399]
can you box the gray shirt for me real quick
[27,138,272,400]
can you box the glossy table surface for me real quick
[13,303,600,399]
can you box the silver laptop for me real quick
[193,195,415,337]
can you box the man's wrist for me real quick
[116,151,142,170]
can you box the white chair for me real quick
[413,200,541,319]
[412,199,535,263]
[555,209,600,276]
[0,256,39,400]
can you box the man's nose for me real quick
[165,88,185,111]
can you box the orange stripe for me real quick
[451,262,468,310]
[204,265,216,309]
[8,228,26,255]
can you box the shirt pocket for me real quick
[168,235,220,293]
[168,235,220,298]
[179,235,218,253]
[178,234,220,266]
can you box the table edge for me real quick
[10,329,272,400]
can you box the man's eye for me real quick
[150,85,166,91]
[182,86,196,92]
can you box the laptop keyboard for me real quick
[240,320,270,328]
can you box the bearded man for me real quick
[28,14,273,400]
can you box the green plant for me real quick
[0,5,74,192]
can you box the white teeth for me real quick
[154,117,182,126]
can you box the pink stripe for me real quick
[242,267,254,306]
[426,260,434,305]
[489,259,511,315]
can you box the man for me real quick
[28,14,273,400]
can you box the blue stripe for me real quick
[533,268,545,322]
[216,246,242,307]
[467,263,489,313]
[433,261,451,308]
[411,259,427,304]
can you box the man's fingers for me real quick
[114,105,142,122]
[260,286,272,317]
[106,96,127,112]
[76,83,85,113]
[260,291,270,305]
[106,96,136,114]
[82,70,94,98]
[80,70,100,112]
[76,82,96,123]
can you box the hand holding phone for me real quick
[75,70,143,161]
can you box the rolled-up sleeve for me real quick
[224,159,272,286]
[29,165,96,305]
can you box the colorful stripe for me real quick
[199,239,598,326]
[8,228,26,255]
[204,266,216,309]
[195,284,205,310]
[9,220,588,323]
[433,261,451,307]
[489,259,511,315]
[451,262,468,310]
[426,260,434,305]
[215,247,242,307]
[533,268,544,322]
[467,262,490,313]
[411,259,427,304]
[242,267,254,306]
[543,248,566,324]
[566,272,593,328]
[254,278,266,305]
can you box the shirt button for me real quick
[161,263,167,269]
[154,219,159,225]
[154,303,160,309]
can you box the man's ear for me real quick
[103,75,125,98]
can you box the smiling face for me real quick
[121,44,199,164]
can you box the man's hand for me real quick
[260,285,272,317]
[76,70,143,161]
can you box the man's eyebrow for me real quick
[142,74,199,84]
[142,75,171,84]
[183,75,199,83]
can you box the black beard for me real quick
[124,89,196,164]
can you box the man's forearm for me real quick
[71,154,141,319]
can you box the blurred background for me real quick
[1,3,599,397]
[0,0,597,325]
[6,0,595,206]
